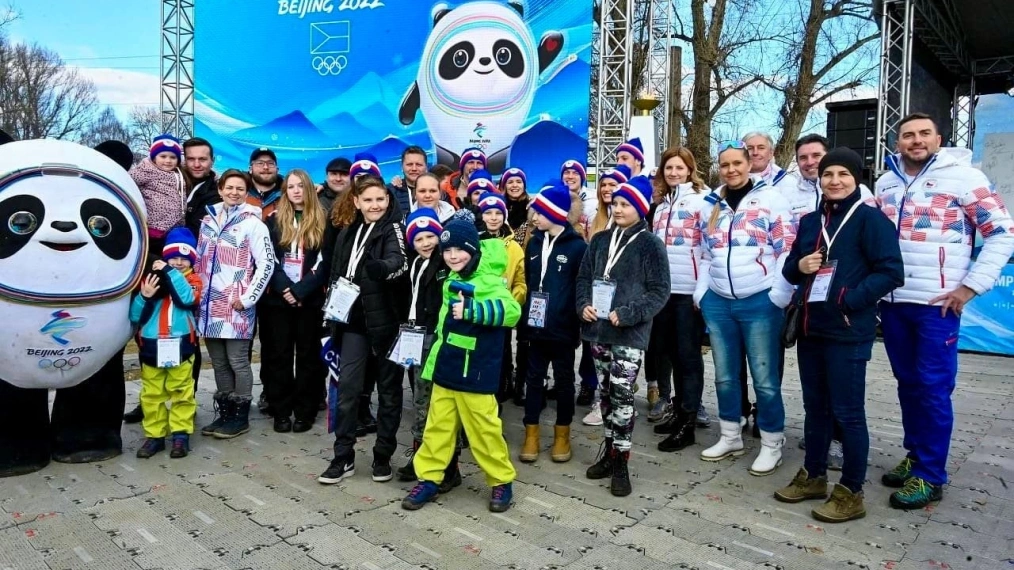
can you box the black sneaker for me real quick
[576,385,595,406]
[372,458,393,482]
[318,457,355,485]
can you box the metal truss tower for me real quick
[160,0,195,140]
[874,0,913,172]
[594,0,635,168]
[646,0,674,155]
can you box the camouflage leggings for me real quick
[591,343,644,452]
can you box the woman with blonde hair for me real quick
[260,169,330,433]
[646,147,711,450]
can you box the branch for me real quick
[811,79,864,106]
[812,31,879,80]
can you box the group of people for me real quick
[122,111,1013,523]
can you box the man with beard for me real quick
[318,157,351,214]
[876,113,1014,509]
[442,147,487,210]
[248,147,283,220]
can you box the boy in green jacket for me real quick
[402,210,521,513]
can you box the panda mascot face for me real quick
[0,139,146,390]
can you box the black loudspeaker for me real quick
[826,98,878,187]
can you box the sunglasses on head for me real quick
[717,140,747,151]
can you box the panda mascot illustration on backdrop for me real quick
[0,133,146,478]
[398,0,564,175]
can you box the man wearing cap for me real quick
[442,147,488,210]
[318,157,352,214]
[249,147,284,220]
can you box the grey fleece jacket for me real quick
[576,218,670,350]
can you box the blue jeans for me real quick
[797,337,871,492]
[880,302,959,486]
[700,290,785,432]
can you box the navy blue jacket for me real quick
[783,188,904,343]
[520,225,587,347]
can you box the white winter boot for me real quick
[700,420,746,461]
[749,430,785,476]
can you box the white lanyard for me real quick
[290,216,301,256]
[603,228,643,280]
[408,256,429,322]
[539,231,561,291]
[820,199,863,254]
[346,223,375,279]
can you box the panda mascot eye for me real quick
[0,194,45,259]
[492,39,524,78]
[80,198,131,260]
[439,41,475,80]
[9,211,38,235]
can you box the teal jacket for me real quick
[422,239,521,394]
[129,267,202,367]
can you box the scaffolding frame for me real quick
[594,0,636,169]
[160,0,195,140]
[874,0,913,171]
[646,0,674,155]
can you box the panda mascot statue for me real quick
[0,132,146,478]
[398,0,564,174]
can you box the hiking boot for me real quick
[812,483,866,522]
[882,457,914,488]
[889,477,942,510]
[372,457,393,482]
[576,384,595,406]
[586,439,613,480]
[610,450,632,497]
[397,439,421,482]
[583,405,603,426]
[827,440,844,471]
[439,452,462,493]
[773,467,828,503]
[658,410,695,452]
[654,407,679,434]
[123,404,144,424]
[318,455,355,485]
[696,405,711,427]
[701,420,746,461]
[402,481,439,510]
[136,438,165,458]
[169,433,190,459]
[200,394,231,436]
[646,383,660,408]
[519,424,540,463]
[647,399,670,423]
[489,483,513,512]
[550,425,572,463]
[214,399,251,439]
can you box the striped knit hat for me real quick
[459,147,487,171]
[477,191,507,216]
[560,159,587,187]
[499,167,527,192]
[162,227,197,265]
[405,207,443,247]
[350,152,382,179]
[615,138,645,166]
[466,169,496,197]
[599,164,631,185]
[530,180,571,226]
[611,175,653,218]
[150,134,182,161]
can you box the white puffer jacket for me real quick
[783,176,875,229]
[876,148,1014,305]
[693,179,796,308]
[651,183,711,295]
[760,163,798,196]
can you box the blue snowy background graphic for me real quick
[194,0,593,185]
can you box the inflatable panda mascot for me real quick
[398,0,564,174]
[0,134,146,478]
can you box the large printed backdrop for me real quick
[194,0,592,184]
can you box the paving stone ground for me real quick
[2,342,1012,570]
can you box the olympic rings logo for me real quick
[312,56,348,76]
[38,356,81,371]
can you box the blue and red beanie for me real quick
[162,227,197,265]
[459,147,487,171]
[150,134,182,161]
[530,180,572,226]
[350,152,381,179]
[405,207,443,247]
[615,137,645,166]
[600,164,632,186]
[477,191,507,216]
[560,160,587,187]
[440,209,480,255]
[467,169,496,196]
[499,167,527,192]
[611,175,654,218]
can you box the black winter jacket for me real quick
[184,172,220,236]
[407,252,448,333]
[783,188,904,343]
[262,213,330,308]
[327,208,409,352]
[576,219,670,350]
[520,225,587,346]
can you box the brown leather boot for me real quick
[550,425,572,462]
[519,424,540,463]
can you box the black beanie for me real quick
[818,147,863,183]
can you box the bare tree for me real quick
[0,38,97,140]
[671,0,777,174]
[80,106,131,149]
[127,105,163,155]
[766,0,878,167]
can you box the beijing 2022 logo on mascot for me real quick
[399,0,564,174]
[0,133,146,477]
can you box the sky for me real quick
[6,0,1014,158]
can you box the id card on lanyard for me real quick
[324,223,374,322]
[387,324,426,369]
[283,216,304,282]
[808,200,863,304]
[528,232,559,328]
[156,338,181,368]
[594,228,641,319]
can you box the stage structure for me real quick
[160,0,194,139]
[874,0,1014,170]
